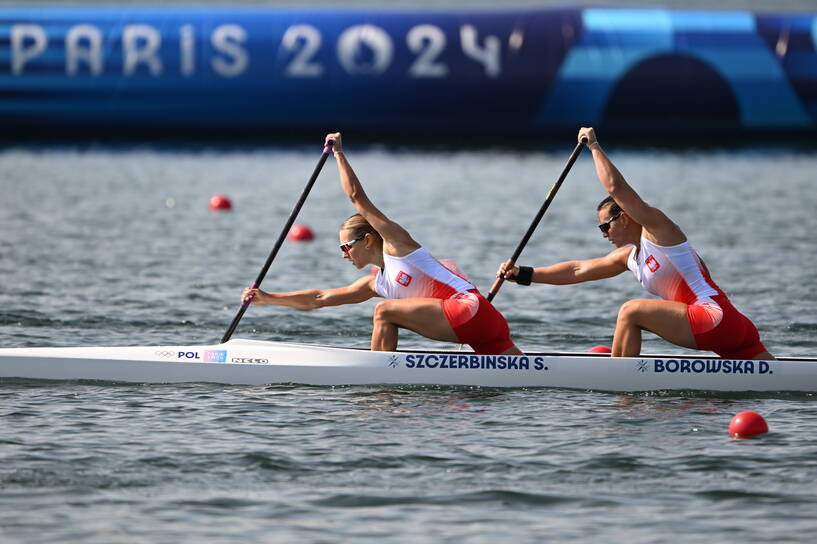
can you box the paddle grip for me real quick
[240,281,259,309]
[487,259,515,303]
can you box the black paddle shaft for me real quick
[220,141,334,343]
[486,138,587,303]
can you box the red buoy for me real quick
[288,223,315,242]
[729,411,769,438]
[208,194,233,211]
[588,345,612,354]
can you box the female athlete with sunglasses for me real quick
[243,133,522,355]
[498,127,773,360]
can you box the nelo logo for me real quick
[231,357,269,364]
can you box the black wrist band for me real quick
[515,266,533,286]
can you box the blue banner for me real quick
[2,6,816,136]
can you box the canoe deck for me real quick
[0,338,813,392]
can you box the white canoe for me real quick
[0,338,815,392]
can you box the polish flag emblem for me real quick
[395,271,412,286]
[645,255,661,273]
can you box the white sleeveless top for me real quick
[626,237,722,305]
[374,247,476,300]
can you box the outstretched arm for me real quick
[326,132,420,256]
[241,274,378,310]
[579,127,686,246]
[498,247,631,285]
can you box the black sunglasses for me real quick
[340,234,366,254]
[598,211,623,233]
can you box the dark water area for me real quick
[2,142,817,541]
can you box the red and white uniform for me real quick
[627,237,720,305]
[627,237,767,359]
[374,248,513,354]
[374,248,475,300]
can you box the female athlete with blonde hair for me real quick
[244,133,522,355]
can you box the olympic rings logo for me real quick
[154,351,175,358]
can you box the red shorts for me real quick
[442,290,514,355]
[687,294,768,359]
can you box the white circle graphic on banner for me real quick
[337,25,393,75]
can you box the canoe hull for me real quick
[0,339,812,392]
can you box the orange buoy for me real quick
[588,345,612,354]
[729,411,769,438]
[288,223,315,242]
[208,194,233,211]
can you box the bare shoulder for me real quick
[641,207,687,246]
[606,246,635,267]
[351,273,378,293]
[331,273,379,304]
[381,220,422,257]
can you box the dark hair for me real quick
[597,196,622,217]
[339,214,379,240]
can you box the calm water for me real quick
[2,143,817,542]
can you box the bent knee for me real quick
[372,299,399,323]
[616,299,651,323]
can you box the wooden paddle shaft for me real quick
[487,138,587,303]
